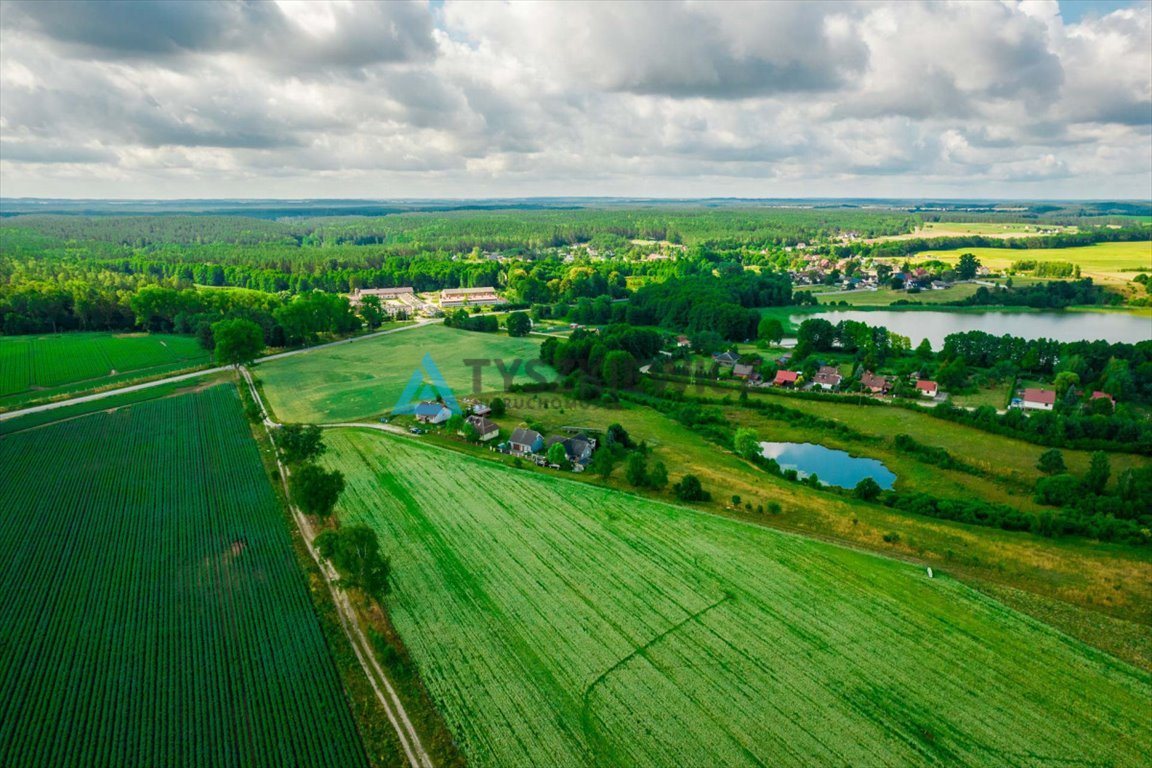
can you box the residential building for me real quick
[813,366,843,390]
[1022,388,1056,411]
[413,401,452,424]
[774,370,799,387]
[509,427,544,454]
[464,415,500,442]
[916,380,939,398]
[860,371,891,394]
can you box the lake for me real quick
[793,309,1151,347]
[759,442,896,490]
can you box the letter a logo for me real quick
[393,353,461,415]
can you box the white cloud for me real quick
[0,0,1148,198]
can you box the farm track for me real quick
[240,367,434,768]
[0,320,435,422]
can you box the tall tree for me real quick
[212,318,264,366]
[505,311,532,337]
[314,524,391,599]
[1085,451,1111,495]
[291,464,345,517]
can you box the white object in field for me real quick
[927,567,934,579]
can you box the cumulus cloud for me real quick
[0,0,1148,198]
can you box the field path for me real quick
[0,320,434,422]
[239,367,434,768]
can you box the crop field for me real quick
[0,332,209,407]
[257,323,554,423]
[322,429,1152,768]
[911,241,1152,284]
[0,386,367,768]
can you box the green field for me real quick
[257,324,554,423]
[912,241,1152,284]
[0,386,368,768]
[0,332,210,408]
[323,429,1152,768]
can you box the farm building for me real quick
[712,351,740,367]
[1022,389,1056,411]
[464,415,500,442]
[860,371,891,394]
[509,427,544,455]
[773,370,799,387]
[347,286,414,305]
[413,402,453,424]
[440,287,501,306]
[813,366,843,390]
[463,399,492,416]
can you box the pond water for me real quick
[793,309,1151,347]
[759,441,897,490]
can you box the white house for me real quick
[1022,388,1056,411]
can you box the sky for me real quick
[0,0,1149,200]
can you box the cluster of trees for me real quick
[444,309,499,333]
[540,326,664,395]
[866,225,1149,259]
[275,424,394,599]
[953,279,1110,309]
[625,271,793,341]
[1033,449,1151,538]
[792,317,908,370]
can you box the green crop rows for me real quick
[0,386,367,768]
[324,429,1152,768]
[0,332,209,406]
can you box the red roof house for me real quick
[773,370,799,387]
[915,380,938,398]
[1022,388,1056,411]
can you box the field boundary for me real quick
[240,367,434,768]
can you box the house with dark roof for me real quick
[413,401,452,424]
[860,371,891,394]
[509,427,544,454]
[464,415,500,442]
[773,370,799,387]
[915,380,939,398]
[712,351,740,367]
[545,434,595,465]
[1022,388,1056,411]
[813,366,843,390]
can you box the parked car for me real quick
[409,427,425,435]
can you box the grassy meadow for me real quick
[323,429,1152,768]
[0,332,210,409]
[256,324,554,423]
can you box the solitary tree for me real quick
[1085,451,1111,495]
[546,441,571,469]
[625,452,648,487]
[358,295,386,330]
[489,397,507,417]
[957,253,980,280]
[854,477,882,501]
[1036,448,1066,475]
[278,424,326,465]
[673,474,710,502]
[733,427,761,462]
[505,312,532,337]
[291,465,345,517]
[212,318,264,367]
[648,461,669,490]
[314,524,391,599]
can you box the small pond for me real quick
[759,441,896,490]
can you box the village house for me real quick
[463,415,500,442]
[732,363,762,384]
[860,371,891,394]
[676,335,691,348]
[1090,390,1116,407]
[712,351,740,367]
[1022,388,1056,411]
[413,401,452,424]
[916,380,939,398]
[773,370,799,387]
[440,286,501,307]
[544,434,595,466]
[462,399,492,417]
[813,366,843,391]
[508,427,544,455]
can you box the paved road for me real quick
[0,321,434,422]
